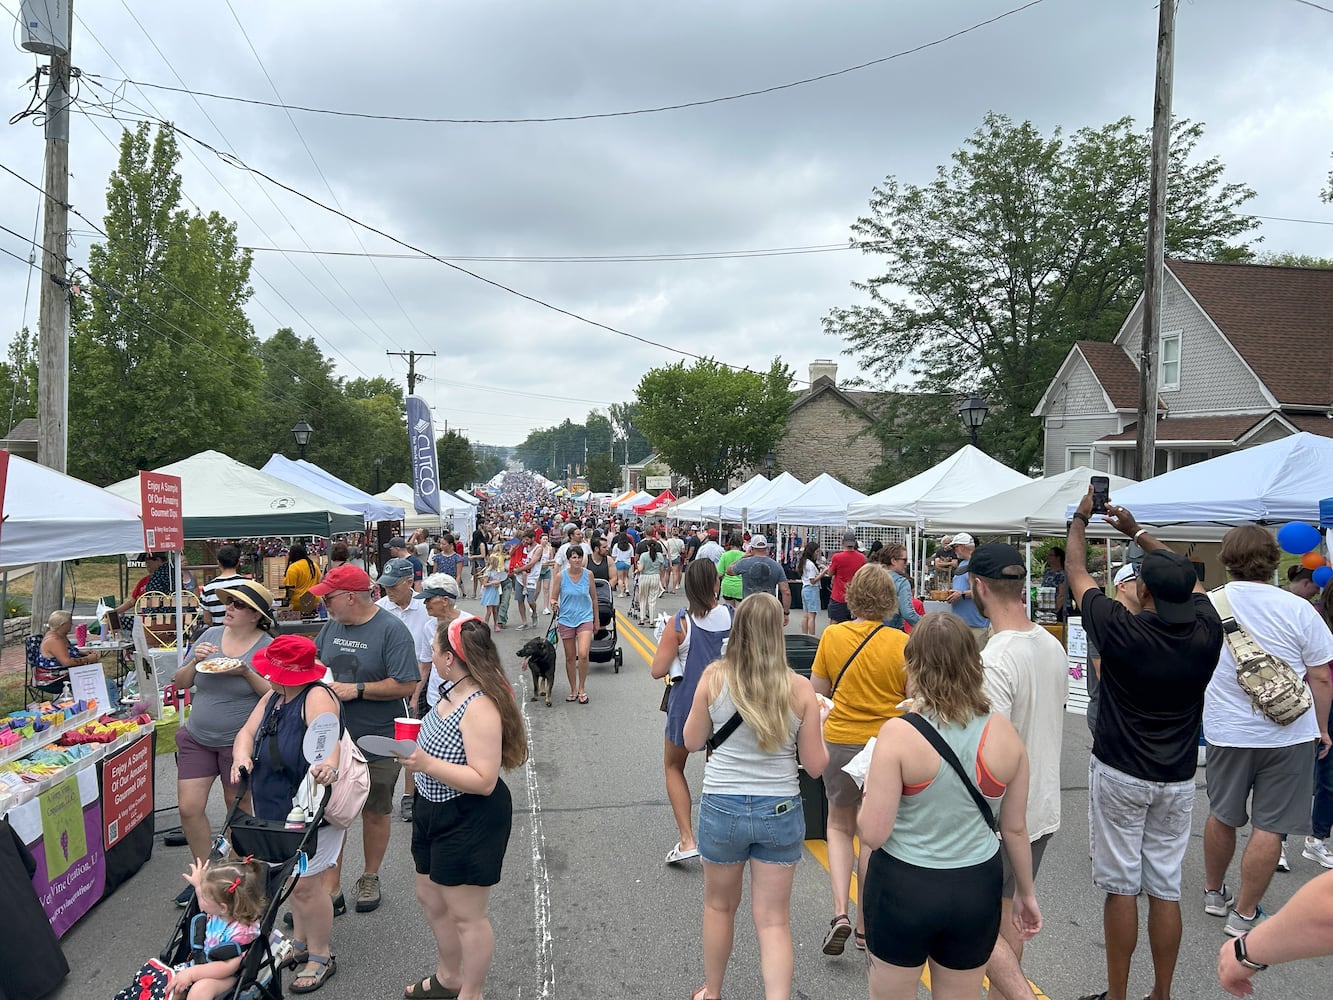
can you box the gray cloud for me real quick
[2,0,1328,447]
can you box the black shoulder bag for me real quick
[828,623,887,699]
[900,713,998,833]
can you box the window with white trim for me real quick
[1159,332,1181,391]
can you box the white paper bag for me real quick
[841,736,876,790]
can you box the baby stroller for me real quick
[153,769,328,1000]
[588,578,622,672]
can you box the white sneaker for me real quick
[1277,842,1290,872]
[1303,836,1333,869]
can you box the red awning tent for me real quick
[633,489,677,514]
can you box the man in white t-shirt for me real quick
[1201,526,1333,936]
[696,529,725,565]
[554,526,592,576]
[970,543,1068,1000]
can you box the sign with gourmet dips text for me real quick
[138,471,183,552]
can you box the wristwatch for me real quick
[356,682,365,700]
[1233,934,1267,971]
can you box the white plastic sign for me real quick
[303,712,340,764]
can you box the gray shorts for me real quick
[1088,756,1194,900]
[1204,741,1316,835]
[1001,831,1053,898]
[822,741,867,808]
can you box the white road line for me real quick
[516,670,555,999]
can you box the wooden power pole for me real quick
[387,349,436,395]
[31,2,75,628]
[1135,0,1176,480]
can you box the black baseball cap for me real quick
[1140,550,1198,624]
[968,542,1026,580]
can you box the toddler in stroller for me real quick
[114,858,266,1000]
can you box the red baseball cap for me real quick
[309,563,372,596]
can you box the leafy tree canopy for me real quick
[635,357,794,491]
[435,429,477,490]
[826,113,1258,475]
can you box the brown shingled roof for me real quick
[1168,260,1333,407]
[1096,414,1264,443]
[1076,341,1141,409]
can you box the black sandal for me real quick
[290,955,336,994]
[822,914,852,955]
[404,973,460,999]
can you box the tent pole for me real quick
[1025,535,1033,620]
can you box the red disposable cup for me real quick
[394,717,423,742]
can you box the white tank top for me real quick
[702,679,800,797]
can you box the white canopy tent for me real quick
[666,488,725,522]
[848,446,1033,526]
[261,454,404,522]
[107,451,363,538]
[730,472,805,524]
[615,490,654,514]
[375,483,475,537]
[748,473,867,526]
[715,474,780,521]
[1065,433,1333,532]
[930,467,1137,537]
[0,452,144,568]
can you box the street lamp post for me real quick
[958,394,989,448]
[291,418,313,460]
[373,457,383,492]
[764,450,776,478]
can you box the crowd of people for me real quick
[136,471,1333,999]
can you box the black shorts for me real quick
[411,779,513,887]
[863,848,1002,970]
[827,599,851,624]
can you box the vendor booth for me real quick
[261,454,404,522]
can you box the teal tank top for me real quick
[883,713,1003,869]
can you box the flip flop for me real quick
[577,693,589,704]
[665,842,700,864]
[565,694,578,702]
[404,973,460,999]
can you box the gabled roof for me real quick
[1096,414,1265,444]
[2,417,37,440]
[1077,341,1141,409]
[789,377,878,422]
[1167,260,1333,407]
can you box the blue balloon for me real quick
[1314,565,1333,589]
[1277,522,1321,556]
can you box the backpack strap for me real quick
[705,712,744,754]
[900,713,998,833]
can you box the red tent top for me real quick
[633,489,677,514]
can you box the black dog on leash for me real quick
[517,636,557,706]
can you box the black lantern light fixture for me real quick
[373,456,383,492]
[291,418,314,460]
[958,394,989,448]
[764,450,776,478]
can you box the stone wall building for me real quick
[776,360,882,490]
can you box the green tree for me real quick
[584,453,619,492]
[71,123,260,484]
[436,430,477,489]
[826,114,1258,474]
[635,357,794,491]
[1257,252,1333,269]
[473,447,504,484]
[608,401,649,466]
[0,327,38,427]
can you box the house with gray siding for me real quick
[1033,260,1333,477]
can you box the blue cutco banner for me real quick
[405,395,441,515]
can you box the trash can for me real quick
[785,634,827,838]
[785,634,819,676]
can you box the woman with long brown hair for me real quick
[683,594,827,1000]
[399,616,528,1000]
[858,613,1040,1000]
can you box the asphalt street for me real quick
[49,588,1332,999]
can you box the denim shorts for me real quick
[801,584,820,613]
[698,793,804,866]
[1088,756,1194,900]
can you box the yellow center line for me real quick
[618,606,1051,999]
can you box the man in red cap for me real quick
[310,564,420,914]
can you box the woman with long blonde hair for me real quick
[399,616,528,1000]
[683,593,828,1000]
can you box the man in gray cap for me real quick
[823,531,866,624]
[384,536,423,592]
[725,534,792,624]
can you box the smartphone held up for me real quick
[1090,475,1110,515]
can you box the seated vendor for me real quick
[36,610,101,693]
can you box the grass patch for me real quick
[0,668,26,714]
[4,557,127,605]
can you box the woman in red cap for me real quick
[231,635,345,994]
[399,616,528,1000]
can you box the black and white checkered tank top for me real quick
[414,689,484,803]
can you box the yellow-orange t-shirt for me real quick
[812,620,909,745]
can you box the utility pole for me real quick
[31,2,74,628]
[387,349,436,394]
[1135,0,1175,480]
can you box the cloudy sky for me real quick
[1,0,1329,447]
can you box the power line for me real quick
[1289,0,1333,14]
[85,109,816,383]
[87,1,1047,125]
[220,0,430,353]
[1255,213,1333,226]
